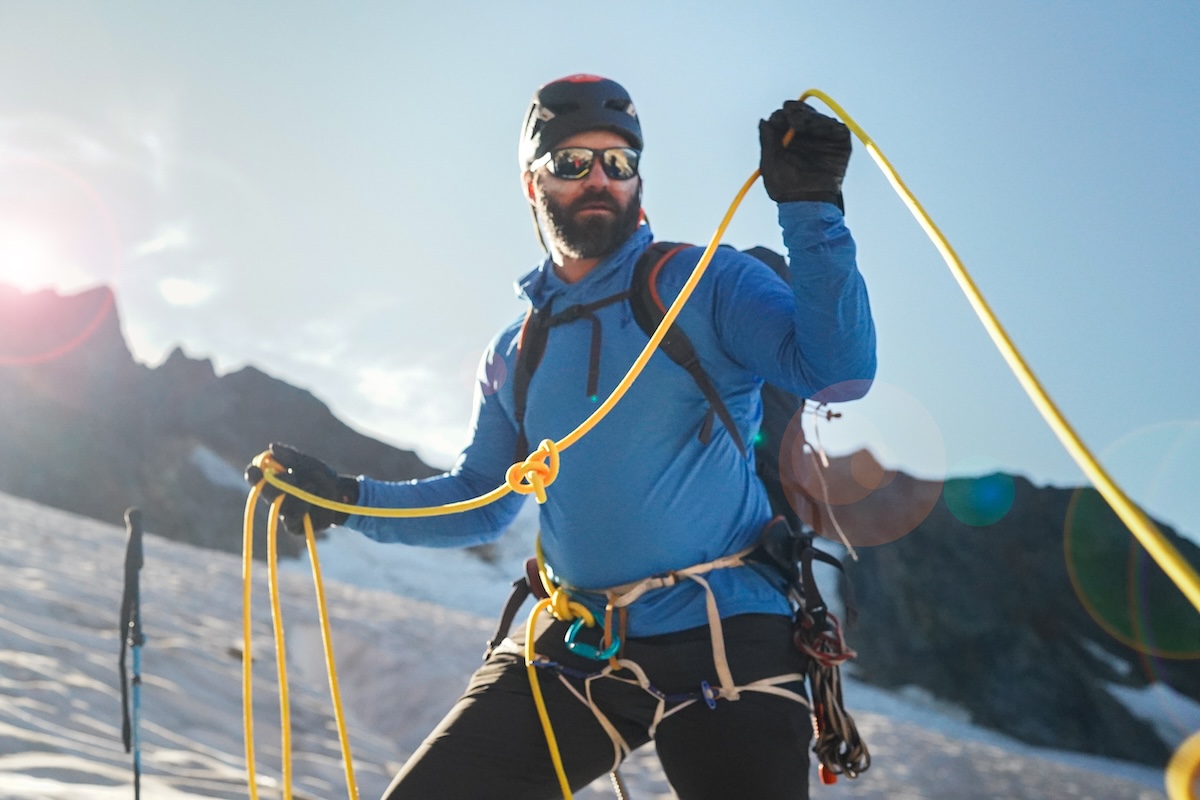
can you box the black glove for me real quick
[244,442,359,535]
[759,100,851,209]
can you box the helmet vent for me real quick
[605,99,636,117]
[545,102,581,115]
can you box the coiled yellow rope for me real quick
[302,514,361,798]
[243,479,361,800]
[243,88,1200,800]
[266,499,295,800]
[241,485,261,800]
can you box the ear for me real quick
[523,171,536,203]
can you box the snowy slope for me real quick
[0,491,1175,799]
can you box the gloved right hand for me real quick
[244,442,359,535]
[759,100,852,209]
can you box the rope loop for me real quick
[505,438,561,503]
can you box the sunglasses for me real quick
[530,146,641,181]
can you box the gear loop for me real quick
[505,439,561,503]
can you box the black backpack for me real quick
[511,241,814,529]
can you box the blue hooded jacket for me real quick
[347,201,876,637]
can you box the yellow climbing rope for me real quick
[1167,729,1200,799]
[798,87,1200,799]
[240,484,262,800]
[302,513,362,799]
[805,87,1200,618]
[525,594,597,800]
[266,499,295,800]
[243,473,361,800]
[242,88,1200,800]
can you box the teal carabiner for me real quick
[564,617,621,661]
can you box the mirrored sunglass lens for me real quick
[602,148,639,180]
[551,148,594,178]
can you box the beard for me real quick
[536,180,642,260]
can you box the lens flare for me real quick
[1064,486,1200,660]
[477,350,508,396]
[0,154,123,365]
[1062,420,1200,662]
[777,380,946,547]
[944,472,1016,526]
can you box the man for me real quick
[248,74,875,799]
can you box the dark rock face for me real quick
[840,473,1200,766]
[778,439,1199,767]
[0,283,439,558]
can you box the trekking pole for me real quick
[118,507,146,800]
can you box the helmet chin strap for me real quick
[530,204,549,253]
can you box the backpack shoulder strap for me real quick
[510,288,631,460]
[511,305,551,460]
[629,242,747,453]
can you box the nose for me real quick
[581,157,611,188]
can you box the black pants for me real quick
[382,613,813,800]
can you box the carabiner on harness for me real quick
[564,617,621,661]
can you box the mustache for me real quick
[568,191,620,215]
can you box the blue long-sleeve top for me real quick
[347,201,876,636]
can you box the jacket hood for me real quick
[515,224,653,309]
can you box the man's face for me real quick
[527,130,642,261]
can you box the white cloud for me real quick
[357,365,434,407]
[158,277,214,306]
[351,364,470,467]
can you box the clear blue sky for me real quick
[2,2,1198,541]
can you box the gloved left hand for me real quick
[244,442,359,535]
[759,100,852,209]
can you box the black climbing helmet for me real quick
[519,74,643,171]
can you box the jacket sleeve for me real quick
[343,339,526,548]
[711,201,876,401]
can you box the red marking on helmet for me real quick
[558,74,606,83]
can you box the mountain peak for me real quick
[0,281,438,560]
[0,281,121,365]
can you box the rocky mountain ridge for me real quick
[0,283,439,558]
[782,445,1200,767]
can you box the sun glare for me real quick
[0,155,123,294]
[0,220,60,291]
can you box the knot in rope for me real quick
[547,588,595,626]
[505,438,560,504]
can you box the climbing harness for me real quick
[242,88,1200,800]
[118,506,145,800]
[519,535,816,799]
